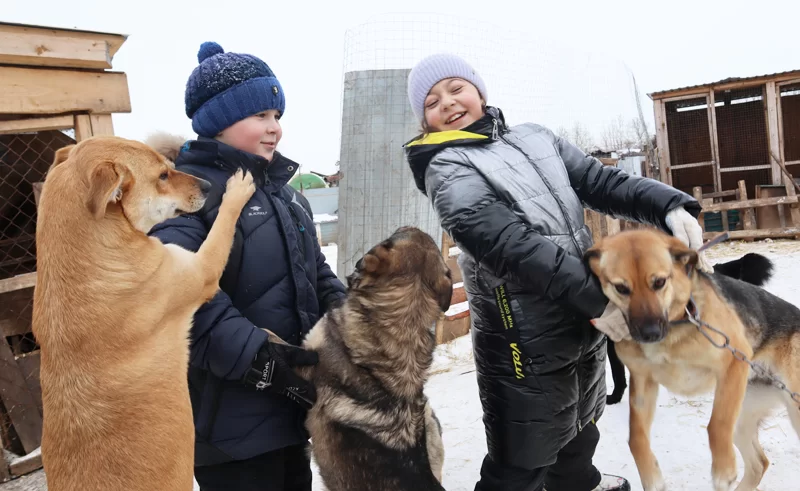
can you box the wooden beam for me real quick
[670,160,714,170]
[0,273,36,295]
[0,114,73,135]
[701,195,798,213]
[74,114,93,142]
[766,82,783,185]
[90,114,114,136]
[0,30,111,70]
[0,22,126,69]
[707,91,722,193]
[704,227,800,240]
[738,180,756,232]
[718,164,772,173]
[651,71,800,101]
[0,66,131,115]
[0,333,43,454]
[8,447,42,478]
[653,100,671,185]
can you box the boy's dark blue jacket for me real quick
[149,136,346,465]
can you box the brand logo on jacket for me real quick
[248,205,269,217]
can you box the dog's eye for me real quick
[159,171,169,181]
[614,283,630,295]
[653,277,666,290]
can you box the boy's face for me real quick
[423,78,484,132]
[217,109,282,161]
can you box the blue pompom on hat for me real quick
[407,53,488,124]
[185,41,286,137]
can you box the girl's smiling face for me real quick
[423,78,485,132]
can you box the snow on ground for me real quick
[310,240,800,490]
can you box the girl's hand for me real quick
[665,206,714,273]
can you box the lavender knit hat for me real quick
[407,53,488,123]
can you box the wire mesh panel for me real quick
[664,97,714,195]
[337,13,649,276]
[781,82,800,176]
[1,129,74,459]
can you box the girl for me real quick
[403,53,706,491]
[149,42,346,491]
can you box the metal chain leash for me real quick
[688,231,800,409]
[685,312,800,409]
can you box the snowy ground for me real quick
[311,240,800,491]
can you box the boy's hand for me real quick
[242,340,319,409]
[590,302,631,343]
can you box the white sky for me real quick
[5,0,798,175]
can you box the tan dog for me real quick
[296,226,452,491]
[32,136,255,491]
[585,229,800,491]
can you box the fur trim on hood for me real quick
[144,132,187,162]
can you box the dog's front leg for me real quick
[195,169,254,299]
[628,372,665,491]
[708,351,750,491]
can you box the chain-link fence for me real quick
[782,82,800,175]
[336,13,649,276]
[1,129,74,463]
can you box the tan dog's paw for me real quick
[223,169,256,210]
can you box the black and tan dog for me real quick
[586,229,800,491]
[295,226,452,491]
[605,252,776,405]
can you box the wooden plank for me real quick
[719,165,772,173]
[0,332,43,454]
[766,82,783,185]
[653,100,671,185]
[0,448,10,482]
[0,66,131,115]
[0,115,73,135]
[708,90,722,194]
[670,161,714,170]
[703,190,737,199]
[0,22,126,68]
[701,195,799,213]
[0,273,36,295]
[660,92,712,103]
[704,227,800,240]
[15,353,42,414]
[74,114,93,142]
[90,114,114,136]
[0,29,111,69]
[693,187,705,230]
[8,446,41,478]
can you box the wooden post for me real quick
[693,186,705,231]
[90,114,114,136]
[653,100,671,185]
[707,90,722,194]
[766,82,783,185]
[74,114,93,141]
[434,231,451,345]
[738,180,756,241]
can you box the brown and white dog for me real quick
[33,136,254,491]
[586,229,800,491]
[295,226,452,491]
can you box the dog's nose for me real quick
[638,321,665,343]
[198,178,212,195]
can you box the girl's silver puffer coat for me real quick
[405,107,700,470]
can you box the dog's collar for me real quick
[671,295,700,325]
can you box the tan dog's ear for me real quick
[86,161,125,219]
[50,144,76,172]
[583,244,603,277]
[667,236,698,269]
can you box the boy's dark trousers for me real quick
[474,422,602,491]
[194,443,312,491]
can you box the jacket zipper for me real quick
[494,119,587,431]
[287,205,307,258]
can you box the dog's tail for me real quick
[144,132,187,162]
[713,253,774,286]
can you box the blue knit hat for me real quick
[407,53,488,124]
[185,42,286,137]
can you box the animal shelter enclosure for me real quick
[650,70,800,240]
[0,21,129,481]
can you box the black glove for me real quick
[242,340,319,409]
